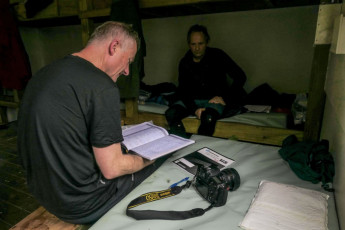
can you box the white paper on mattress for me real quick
[239,180,329,230]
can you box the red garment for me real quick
[0,0,31,90]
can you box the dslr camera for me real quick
[193,164,240,207]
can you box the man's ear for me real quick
[109,40,119,56]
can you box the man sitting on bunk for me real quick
[165,24,247,137]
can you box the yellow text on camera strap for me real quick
[127,186,183,209]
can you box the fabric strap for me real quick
[126,182,213,220]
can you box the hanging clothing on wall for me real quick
[110,0,146,98]
[0,0,31,90]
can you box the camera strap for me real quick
[126,181,214,220]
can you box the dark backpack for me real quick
[279,135,335,191]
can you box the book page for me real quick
[122,122,169,150]
[131,135,195,160]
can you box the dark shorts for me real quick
[62,156,169,225]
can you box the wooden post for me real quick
[124,98,139,124]
[78,0,94,46]
[303,45,330,142]
[304,3,343,141]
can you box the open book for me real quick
[121,122,195,160]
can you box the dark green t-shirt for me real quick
[18,55,124,223]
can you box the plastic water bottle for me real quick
[292,93,307,125]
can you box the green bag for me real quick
[279,135,335,191]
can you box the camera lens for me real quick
[218,168,240,191]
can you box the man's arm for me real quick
[93,143,154,179]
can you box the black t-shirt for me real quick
[18,55,124,223]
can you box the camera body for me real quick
[193,165,240,207]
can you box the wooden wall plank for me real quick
[0,183,40,224]
[0,160,26,179]
[0,170,28,194]
[0,200,32,227]
[138,0,229,8]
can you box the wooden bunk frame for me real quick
[13,0,328,146]
[120,99,304,146]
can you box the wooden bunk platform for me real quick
[121,99,303,146]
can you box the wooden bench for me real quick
[10,206,90,230]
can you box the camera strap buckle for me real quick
[126,180,214,220]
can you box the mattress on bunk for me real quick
[90,135,339,230]
[121,102,288,129]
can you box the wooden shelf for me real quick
[79,8,110,19]
[138,0,230,8]
[14,0,79,22]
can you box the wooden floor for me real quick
[0,122,40,230]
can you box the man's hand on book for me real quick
[143,158,155,167]
[126,149,155,167]
[94,143,157,179]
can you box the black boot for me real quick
[169,121,189,138]
[198,108,221,136]
[165,104,189,138]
